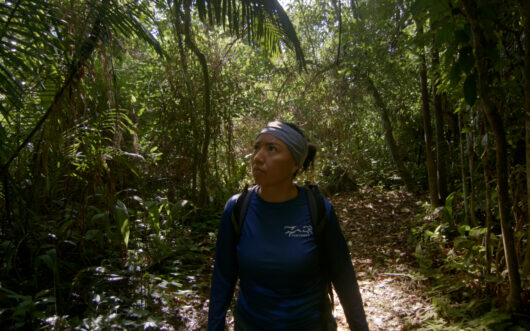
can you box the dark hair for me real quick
[283,122,317,176]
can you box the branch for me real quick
[184,5,212,206]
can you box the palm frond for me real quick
[261,0,305,66]
[0,0,165,171]
[106,0,164,56]
[172,0,305,68]
[0,0,63,120]
[0,0,163,118]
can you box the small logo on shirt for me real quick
[284,225,313,238]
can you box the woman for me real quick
[208,121,368,331]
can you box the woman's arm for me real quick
[323,202,369,331]
[207,196,239,331]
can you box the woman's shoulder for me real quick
[223,186,256,210]
[224,193,240,210]
[322,197,333,211]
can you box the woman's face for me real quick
[251,134,298,188]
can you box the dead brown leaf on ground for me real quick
[329,188,436,330]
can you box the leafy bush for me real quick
[409,195,528,329]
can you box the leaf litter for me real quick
[329,188,439,330]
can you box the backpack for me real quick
[230,184,337,330]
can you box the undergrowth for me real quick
[409,193,530,330]
[0,194,220,330]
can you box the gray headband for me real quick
[259,121,308,168]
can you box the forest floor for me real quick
[330,188,437,331]
[176,187,443,330]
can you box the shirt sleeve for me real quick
[207,196,239,331]
[323,201,369,331]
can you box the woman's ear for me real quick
[291,163,299,178]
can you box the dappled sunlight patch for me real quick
[350,274,438,330]
[329,188,443,330]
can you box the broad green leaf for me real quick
[449,62,462,87]
[114,200,130,248]
[454,29,470,44]
[458,47,474,73]
[463,74,477,106]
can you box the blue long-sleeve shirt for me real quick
[208,186,368,330]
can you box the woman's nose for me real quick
[252,148,264,163]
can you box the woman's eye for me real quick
[268,146,277,152]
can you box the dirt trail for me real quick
[329,188,434,331]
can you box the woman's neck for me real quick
[258,183,298,202]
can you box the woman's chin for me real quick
[253,179,264,186]
[252,171,266,182]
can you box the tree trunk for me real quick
[458,113,470,225]
[184,7,212,207]
[463,0,521,311]
[520,0,530,279]
[417,21,440,207]
[466,129,478,226]
[480,120,493,277]
[432,48,448,203]
[172,8,199,197]
[524,108,530,279]
[363,75,416,191]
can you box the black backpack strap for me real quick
[304,184,335,327]
[231,184,255,241]
[305,184,327,241]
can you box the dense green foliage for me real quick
[1,0,529,329]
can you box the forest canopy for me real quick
[1,0,529,329]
